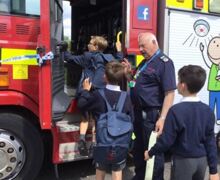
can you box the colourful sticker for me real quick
[13,64,28,79]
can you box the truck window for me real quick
[0,0,40,16]
[55,0,62,22]
[0,0,10,12]
[209,0,220,13]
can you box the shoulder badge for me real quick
[160,55,169,62]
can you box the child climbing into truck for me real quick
[64,36,123,156]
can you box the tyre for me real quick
[0,112,44,180]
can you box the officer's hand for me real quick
[155,119,164,136]
[144,150,150,161]
[82,78,92,91]
[122,58,132,74]
[210,173,220,180]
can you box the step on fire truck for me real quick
[0,0,220,179]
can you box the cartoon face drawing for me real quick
[208,37,220,64]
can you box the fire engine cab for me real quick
[0,0,220,179]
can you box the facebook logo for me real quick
[138,6,149,21]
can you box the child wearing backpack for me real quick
[144,65,219,180]
[64,36,123,156]
[78,61,134,180]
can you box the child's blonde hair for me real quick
[91,36,108,52]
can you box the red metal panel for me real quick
[52,126,61,164]
[67,99,79,113]
[38,0,52,129]
[51,126,92,164]
[0,65,39,103]
[127,0,158,54]
[0,90,38,116]
[0,15,40,49]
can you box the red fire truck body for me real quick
[0,0,220,179]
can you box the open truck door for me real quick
[39,0,72,128]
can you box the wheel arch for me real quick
[0,90,38,116]
[0,105,40,129]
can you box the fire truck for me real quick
[0,0,220,179]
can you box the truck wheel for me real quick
[0,112,44,180]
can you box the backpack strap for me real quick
[115,91,127,112]
[98,89,127,112]
[98,89,113,111]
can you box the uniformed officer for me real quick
[126,32,176,180]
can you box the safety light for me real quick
[0,67,9,87]
[194,0,204,9]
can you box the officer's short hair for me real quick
[178,65,206,93]
[105,61,125,85]
[91,36,108,52]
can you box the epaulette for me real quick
[160,55,169,62]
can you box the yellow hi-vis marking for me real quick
[136,55,144,67]
[1,48,38,65]
[13,64,28,80]
[166,0,209,12]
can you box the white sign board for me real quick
[167,9,220,133]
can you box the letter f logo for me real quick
[143,8,148,20]
[138,6,149,21]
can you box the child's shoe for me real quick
[78,140,88,156]
[89,142,96,157]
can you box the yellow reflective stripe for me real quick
[166,0,209,12]
[1,48,38,65]
[136,55,144,67]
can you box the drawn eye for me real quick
[194,19,210,37]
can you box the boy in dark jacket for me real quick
[64,36,123,156]
[78,61,134,180]
[144,65,219,180]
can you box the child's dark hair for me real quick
[178,65,206,93]
[105,61,125,85]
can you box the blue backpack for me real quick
[94,89,133,163]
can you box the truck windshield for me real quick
[0,0,40,16]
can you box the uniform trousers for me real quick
[171,155,207,180]
[132,108,164,180]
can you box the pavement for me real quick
[37,154,220,180]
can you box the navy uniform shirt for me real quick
[131,49,176,109]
